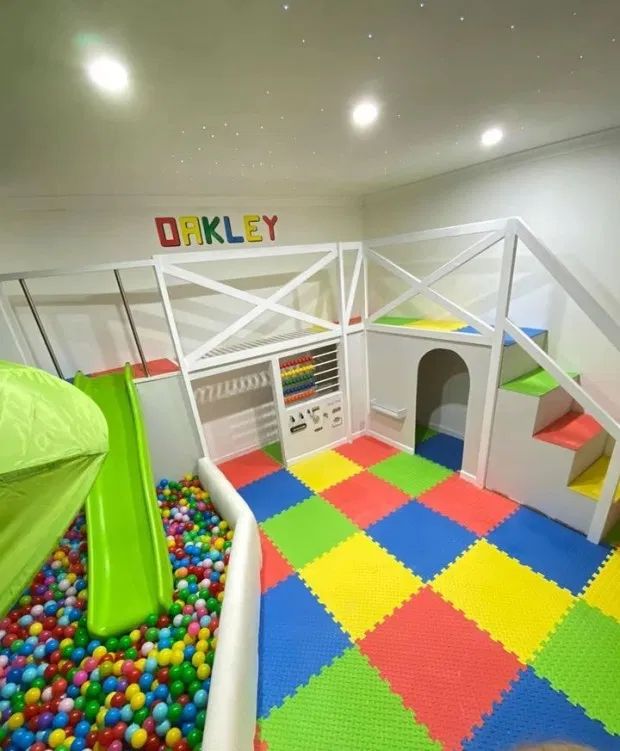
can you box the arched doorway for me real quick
[415,348,470,471]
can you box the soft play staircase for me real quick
[486,331,616,535]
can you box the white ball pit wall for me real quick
[198,457,261,751]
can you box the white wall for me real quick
[363,129,620,422]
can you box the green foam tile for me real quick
[260,647,440,751]
[502,367,578,397]
[375,315,419,326]
[262,441,283,465]
[261,495,358,568]
[370,452,453,497]
[415,424,438,444]
[533,600,620,734]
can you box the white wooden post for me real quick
[337,244,353,442]
[152,265,209,458]
[475,220,516,486]
[587,441,620,543]
[269,357,290,468]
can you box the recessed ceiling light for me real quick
[481,126,504,147]
[351,99,379,128]
[86,56,129,94]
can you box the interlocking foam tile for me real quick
[260,647,441,751]
[259,530,293,593]
[258,575,350,717]
[300,532,423,640]
[262,441,284,465]
[218,449,282,488]
[464,668,620,751]
[488,506,611,594]
[367,501,476,580]
[533,600,620,734]
[322,471,410,528]
[359,588,523,750]
[405,318,466,331]
[415,424,438,444]
[584,549,620,622]
[370,452,453,497]
[239,470,311,523]
[261,495,357,568]
[334,435,399,467]
[432,539,574,661]
[418,475,517,535]
[415,433,464,471]
[290,450,362,492]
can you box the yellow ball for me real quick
[130,692,146,711]
[48,728,66,748]
[93,645,107,661]
[198,628,210,641]
[67,573,77,583]
[80,681,90,696]
[192,651,205,667]
[131,728,148,749]
[96,707,107,727]
[220,573,227,585]
[172,640,185,652]
[214,538,224,551]
[196,639,208,653]
[165,728,182,747]
[130,629,141,643]
[170,649,184,666]
[196,663,211,680]
[29,622,43,637]
[217,592,224,602]
[104,692,114,708]
[99,661,113,678]
[60,638,73,651]
[125,683,140,700]
[157,648,172,666]
[113,660,124,676]
[7,713,24,730]
[24,687,41,704]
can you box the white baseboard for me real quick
[427,421,464,440]
[365,429,413,454]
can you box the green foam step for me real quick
[375,315,419,326]
[502,367,578,397]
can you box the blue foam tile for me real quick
[464,668,620,751]
[238,470,311,522]
[488,506,611,595]
[257,574,350,717]
[415,432,464,472]
[503,326,547,346]
[457,325,481,335]
[367,500,476,580]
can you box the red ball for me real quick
[156,668,169,684]
[99,728,115,747]
[51,678,67,697]
[144,738,161,751]
[86,730,98,748]
[110,692,125,709]
[31,743,46,751]
[112,722,127,741]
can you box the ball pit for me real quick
[0,475,233,751]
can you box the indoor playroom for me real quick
[1,2,620,751]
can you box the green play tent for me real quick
[0,360,108,616]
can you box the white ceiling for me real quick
[2,0,620,198]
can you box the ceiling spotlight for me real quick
[86,56,129,93]
[351,99,379,128]
[481,126,504,147]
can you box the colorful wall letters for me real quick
[155,214,279,247]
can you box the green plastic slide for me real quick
[74,365,172,636]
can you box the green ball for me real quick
[134,707,149,726]
[85,681,102,699]
[85,699,100,721]
[145,627,159,642]
[169,664,183,682]
[11,640,24,654]
[146,613,158,627]
[105,636,119,652]
[205,651,215,667]
[195,710,206,729]
[181,663,195,685]
[32,677,46,690]
[188,680,201,696]
[124,647,138,661]
[74,629,89,648]
[74,696,86,710]
[61,644,73,659]
[119,635,132,651]
[10,692,25,711]
[170,680,185,699]
[169,602,182,618]
[187,728,202,749]
[168,702,183,725]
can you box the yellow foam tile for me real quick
[431,539,574,661]
[404,318,466,332]
[290,450,362,492]
[568,455,620,502]
[583,550,620,622]
[300,532,423,639]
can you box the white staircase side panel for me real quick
[567,430,608,482]
[532,387,575,433]
[499,331,547,385]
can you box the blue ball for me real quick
[103,677,117,694]
[138,672,153,692]
[52,711,69,728]
[105,708,122,727]
[67,685,80,699]
[120,705,133,723]
[154,684,168,701]
[74,720,91,738]
[71,738,87,751]
[155,720,171,737]
[152,702,168,723]
[181,703,197,722]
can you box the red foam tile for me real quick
[322,471,410,528]
[334,436,399,468]
[534,411,603,450]
[218,449,281,489]
[359,587,523,750]
[90,358,179,378]
[418,475,517,535]
[260,530,293,593]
